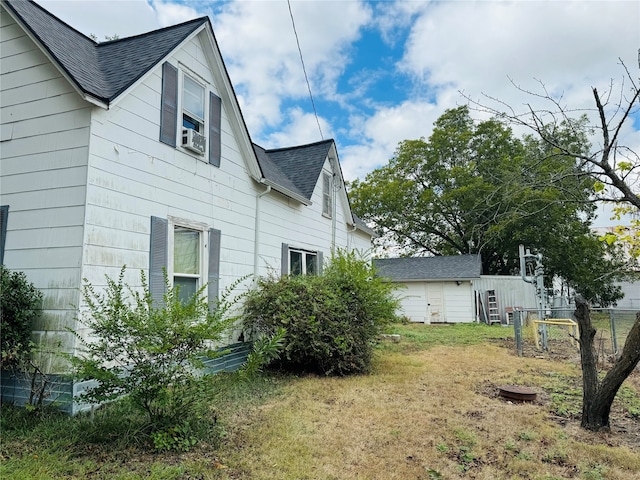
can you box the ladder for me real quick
[486,290,501,324]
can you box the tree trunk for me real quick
[575,298,640,431]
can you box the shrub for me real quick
[243,249,399,375]
[69,267,241,427]
[1,266,42,369]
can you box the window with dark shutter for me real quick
[0,205,8,265]
[209,92,222,166]
[160,62,178,147]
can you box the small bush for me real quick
[0,266,42,368]
[243,249,398,375]
[69,267,241,427]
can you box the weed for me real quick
[583,463,608,480]
[519,431,537,442]
[504,439,517,451]
[435,443,449,453]
[426,468,443,479]
[516,451,533,460]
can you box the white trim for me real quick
[167,217,209,298]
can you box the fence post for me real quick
[514,310,523,357]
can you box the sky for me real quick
[36,0,640,223]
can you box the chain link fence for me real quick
[512,308,639,358]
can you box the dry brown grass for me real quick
[214,333,640,480]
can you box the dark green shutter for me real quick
[208,228,221,310]
[160,62,178,147]
[0,205,8,265]
[281,243,289,277]
[209,92,222,166]
[149,216,168,306]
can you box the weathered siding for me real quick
[0,7,90,367]
[472,275,538,322]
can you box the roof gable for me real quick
[4,0,206,104]
[255,140,333,201]
[375,255,482,281]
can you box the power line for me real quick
[287,0,324,140]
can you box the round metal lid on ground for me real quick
[499,385,537,402]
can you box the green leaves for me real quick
[69,266,240,425]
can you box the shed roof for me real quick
[374,255,482,281]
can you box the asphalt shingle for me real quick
[374,255,482,281]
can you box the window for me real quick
[159,62,222,166]
[173,226,201,302]
[182,75,205,133]
[282,243,322,276]
[322,173,332,217]
[149,217,221,308]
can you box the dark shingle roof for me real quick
[374,255,482,281]
[5,0,207,103]
[254,140,333,201]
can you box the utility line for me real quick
[287,0,324,140]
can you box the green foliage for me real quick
[349,106,628,305]
[243,249,399,376]
[69,266,240,426]
[0,266,42,369]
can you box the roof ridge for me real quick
[263,138,334,153]
[95,16,208,46]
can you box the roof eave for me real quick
[259,178,312,206]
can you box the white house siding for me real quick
[255,156,359,277]
[0,8,91,368]
[394,281,474,324]
[79,32,261,343]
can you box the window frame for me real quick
[322,172,332,218]
[167,218,208,301]
[178,69,208,158]
[288,247,319,276]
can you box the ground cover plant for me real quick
[2,323,639,479]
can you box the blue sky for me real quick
[38,0,639,220]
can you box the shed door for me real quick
[427,283,444,323]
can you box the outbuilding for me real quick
[375,255,482,324]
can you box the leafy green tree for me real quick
[465,60,640,432]
[350,106,625,304]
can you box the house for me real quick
[375,255,537,324]
[0,0,373,412]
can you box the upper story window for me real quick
[182,75,205,134]
[322,173,332,217]
[160,62,222,167]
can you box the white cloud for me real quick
[150,0,201,26]
[261,107,333,149]
[38,0,159,39]
[340,100,440,181]
[212,0,371,136]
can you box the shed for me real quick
[375,255,482,324]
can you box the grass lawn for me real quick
[2,323,640,479]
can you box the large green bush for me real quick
[1,266,42,369]
[70,267,241,427]
[243,249,399,375]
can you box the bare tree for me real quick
[466,60,640,431]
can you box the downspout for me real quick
[253,184,271,283]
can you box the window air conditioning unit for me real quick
[181,128,206,155]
